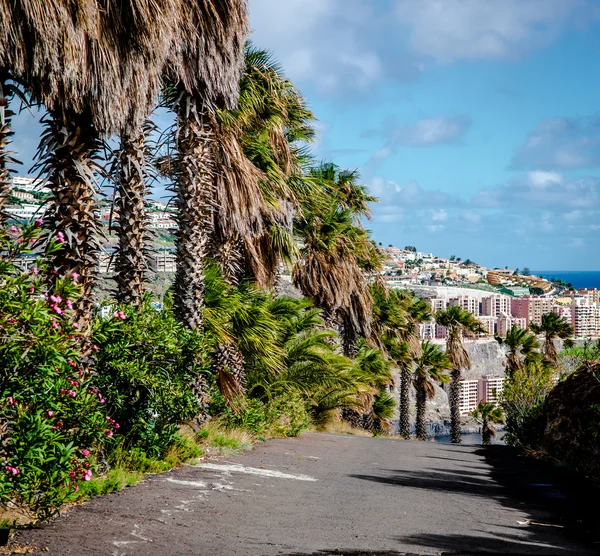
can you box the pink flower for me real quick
[6,396,16,407]
[50,295,58,303]
[104,430,113,438]
[56,231,65,244]
[28,287,35,294]
[66,300,73,310]
[72,323,79,329]
[70,380,79,386]
[67,360,77,367]
[68,390,77,398]
[73,484,79,492]
[83,469,92,481]
[47,410,54,417]
[118,311,126,320]
[69,471,76,479]
[51,319,59,330]
[9,225,17,233]
[91,344,99,352]
[114,423,120,430]
[35,218,43,228]
[5,466,20,475]
[52,305,63,315]
[81,449,90,457]
[71,272,79,283]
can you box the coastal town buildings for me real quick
[457,379,479,415]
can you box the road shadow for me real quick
[350,444,600,554]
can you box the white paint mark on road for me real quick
[195,463,317,482]
[166,478,208,488]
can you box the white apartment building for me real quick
[11,176,50,194]
[477,316,497,336]
[458,379,479,415]
[571,297,600,337]
[149,251,177,273]
[417,322,436,340]
[5,204,45,221]
[479,375,505,405]
[449,296,480,316]
[481,294,512,317]
[429,298,448,312]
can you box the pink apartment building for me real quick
[481,294,512,317]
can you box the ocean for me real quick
[532,271,600,290]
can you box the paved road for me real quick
[14,433,599,555]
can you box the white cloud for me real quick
[389,116,470,147]
[394,0,594,63]
[430,209,448,221]
[427,224,445,233]
[527,170,563,188]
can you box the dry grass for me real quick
[195,420,255,456]
[314,416,373,437]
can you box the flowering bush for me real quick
[92,296,212,458]
[0,224,110,520]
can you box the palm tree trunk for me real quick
[39,110,104,331]
[115,131,147,305]
[399,365,411,439]
[482,415,491,446]
[215,237,247,397]
[449,369,462,444]
[0,71,16,224]
[340,313,359,358]
[415,377,427,441]
[173,93,216,330]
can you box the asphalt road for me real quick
[14,433,600,555]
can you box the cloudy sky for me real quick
[11,0,600,270]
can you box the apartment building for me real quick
[571,297,600,337]
[149,251,177,273]
[429,298,447,313]
[458,379,479,415]
[481,294,512,317]
[417,322,436,340]
[496,315,527,336]
[477,316,497,336]
[479,375,505,405]
[511,296,553,327]
[449,296,480,316]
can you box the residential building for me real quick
[479,375,505,406]
[417,322,436,340]
[429,298,447,313]
[5,204,45,221]
[481,294,512,317]
[149,251,177,273]
[458,379,479,415]
[449,296,480,316]
[10,176,50,194]
[12,190,35,202]
[496,315,527,336]
[511,296,553,327]
[570,297,600,337]
[477,316,497,336]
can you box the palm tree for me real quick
[529,312,574,365]
[471,401,504,445]
[495,326,540,378]
[2,1,190,327]
[435,305,485,443]
[169,1,249,330]
[413,341,451,440]
[0,70,22,224]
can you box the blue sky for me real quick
[10,0,600,269]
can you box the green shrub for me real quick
[0,224,110,520]
[92,297,213,457]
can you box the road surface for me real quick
[14,433,599,555]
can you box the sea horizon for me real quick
[532,270,600,289]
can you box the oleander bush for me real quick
[0,224,111,520]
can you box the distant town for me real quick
[7,175,600,344]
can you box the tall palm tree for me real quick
[0,70,22,224]
[435,305,485,443]
[413,341,451,441]
[495,326,540,378]
[529,312,574,365]
[2,0,187,327]
[472,401,504,446]
[292,199,373,354]
[169,0,249,330]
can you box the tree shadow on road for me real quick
[349,444,600,554]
